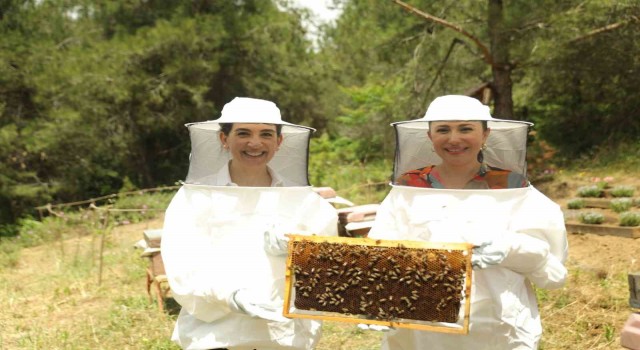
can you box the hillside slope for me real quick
[3,172,640,349]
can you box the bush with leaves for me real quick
[579,212,605,225]
[619,212,640,227]
[610,186,635,198]
[567,198,585,210]
[610,198,633,213]
[577,185,603,198]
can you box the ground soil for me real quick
[534,172,640,349]
[535,171,640,277]
[4,171,640,349]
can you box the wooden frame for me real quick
[145,252,171,312]
[283,234,473,334]
[629,272,640,309]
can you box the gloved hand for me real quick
[263,229,289,256]
[471,240,509,269]
[357,324,392,332]
[229,289,288,322]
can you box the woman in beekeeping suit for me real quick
[367,95,568,349]
[161,97,338,350]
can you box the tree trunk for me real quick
[488,0,514,119]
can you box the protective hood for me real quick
[392,95,532,182]
[185,97,314,186]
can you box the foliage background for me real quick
[2,0,640,235]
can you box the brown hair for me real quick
[219,123,283,136]
[428,120,488,130]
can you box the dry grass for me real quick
[535,170,640,350]
[2,169,640,349]
[0,217,177,349]
[537,233,638,350]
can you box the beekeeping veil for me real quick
[162,98,339,348]
[369,97,568,349]
[185,97,314,186]
[392,95,532,183]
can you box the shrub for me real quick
[610,198,633,213]
[595,181,609,190]
[577,185,603,198]
[0,237,21,269]
[610,186,635,198]
[567,199,585,209]
[619,212,640,227]
[579,212,605,225]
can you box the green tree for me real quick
[0,0,326,231]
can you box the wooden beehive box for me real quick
[283,235,473,333]
[630,272,640,309]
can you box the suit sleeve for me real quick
[501,188,568,289]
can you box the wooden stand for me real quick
[145,252,171,312]
[566,223,640,238]
[621,273,640,349]
[141,229,171,311]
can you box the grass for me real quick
[7,212,637,350]
[311,158,393,206]
[0,213,381,349]
[3,157,640,349]
[536,241,634,350]
[0,218,179,349]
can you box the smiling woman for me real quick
[161,97,338,349]
[394,95,530,189]
[367,95,569,349]
[185,97,315,187]
[219,123,284,187]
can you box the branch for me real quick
[425,38,463,96]
[391,0,494,66]
[35,185,180,210]
[569,16,639,43]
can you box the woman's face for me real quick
[219,123,283,168]
[428,121,490,167]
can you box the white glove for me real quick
[472,233,552,271]
[263,229,289,256]
[357,324,392,332]
[229,289,288,322]
[471,240,509,269]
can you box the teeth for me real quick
[245,151,264,157]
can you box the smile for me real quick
[444,146,468,154]
[242,151,267,157]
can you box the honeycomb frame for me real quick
[283,234,473,333]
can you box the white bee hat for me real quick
[391,95,532,182]
[184,97,314,186]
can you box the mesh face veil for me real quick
[184,97,314,186]
[392,95,532,184]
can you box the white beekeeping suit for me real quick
[162,97,338,350]
[368,95,568,350]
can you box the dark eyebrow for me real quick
[233,128,276,133]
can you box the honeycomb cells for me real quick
[291,240,467,323]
